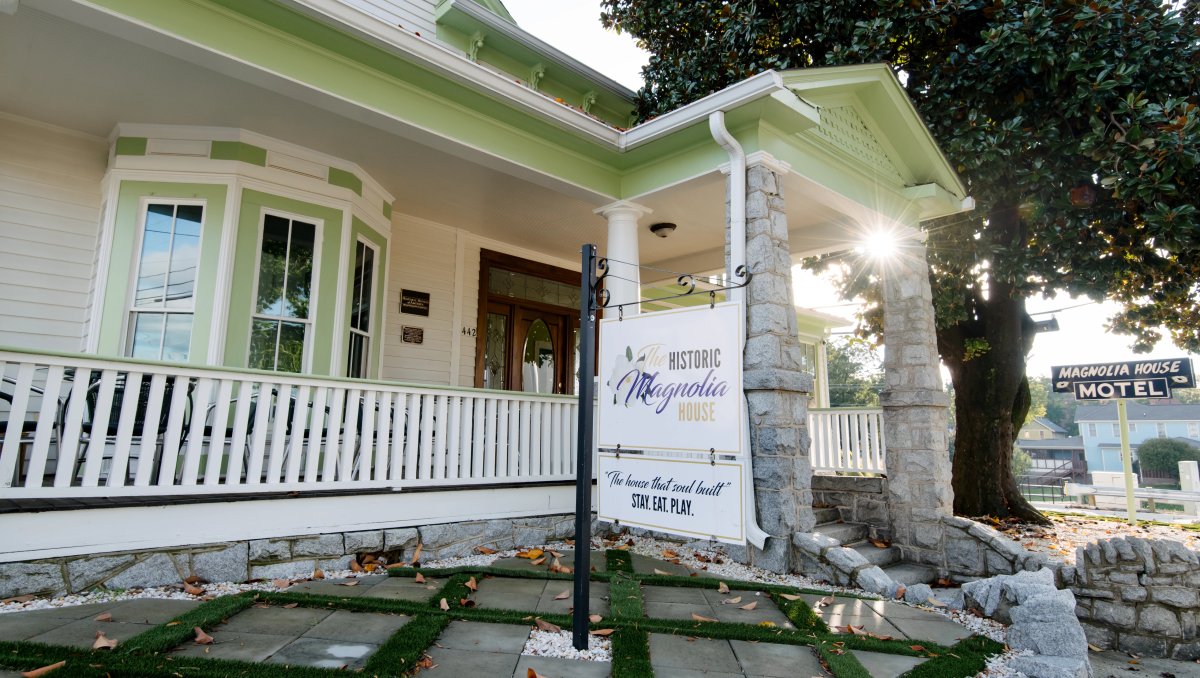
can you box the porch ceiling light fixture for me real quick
[649,222,677,238]
[859,229,898,259]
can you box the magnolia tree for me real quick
[601,0,1200,521]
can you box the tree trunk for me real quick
[937,207,1049,524]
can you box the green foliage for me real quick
[1011,447,1034,479]
[826,337,883,407]
[611,626,653,678]
[1136,437,1200,475]
[606,548,635,573]
[609,573,645,618]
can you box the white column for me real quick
[595,201,651,315]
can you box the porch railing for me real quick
[807,407,887,474]
[0,349,578,498]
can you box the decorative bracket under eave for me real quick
[529,63,546,90]
[468,31,486,62]
[581,91,598,114]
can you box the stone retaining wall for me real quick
[811,475,890,541]
[1061,536,1200,660]
[0,514,576,598]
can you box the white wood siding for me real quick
[381,212,578,388]
[0,115,104,351]
[339,0,437,37]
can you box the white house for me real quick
[1075,403,1200,474]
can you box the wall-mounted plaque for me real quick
[401,289,431,316]
[402,326,424,344]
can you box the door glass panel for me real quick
[484,313,508,390]
[522,319,555,394]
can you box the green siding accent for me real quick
[225,190,344,376]
[382,201,393,219]
[114,137,148,156]
[210,140,268,166]
[98,182,229,364]
[348,216,388,379]
[327,167,363,196]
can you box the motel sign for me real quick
[1051,358,1195,401]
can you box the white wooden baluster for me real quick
[540,402,552,477]
[54,368,92,487]
[403,393,420,480]
[265,385,292,484]
[26,364,65,487]
[131,374,166,486]
[529,402,542,476]
[560,403,571,476]
[483,398,497,478]
[419,394,434,480]
[433,395,448,480]
[0,362,35,488]
[155,375,190,486]
[374,392,392,481]
[246,383,273,485]
[322,388,346,482]
[358,390,376,481]
[389,391,406,482]
[507,400,520,477]
[204,379,233,486]
[106,372,143,488]
[341,389,362,482]
[446,396,460,483]
[304,386,327,483]
[79,370,118,487]
[469,396,484,479]
[457,397,472,480]
[285,385,312,483]
[496,399,509,480]
[848,412,861,471]
[226,381,253,486]
[180,378,214,485]
[519,399,531,476]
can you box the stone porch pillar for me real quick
[738,158,815,573]
[879,235,954,564]
[595,201,651,314]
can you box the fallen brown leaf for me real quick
[19,660,65,677]
[740,601,758,611]
[869,539,890,548]
[475,545,498,555]
[778,593,801,601]
[517,548,544,560]
[409,543,423,565]
[361,554,376,564]
[272,579,291,590]
[554,590,570,600]
[590,628,615,636]
[338,580,360,587]
[350,559,364,573]
[312,569,325,580]
[183,583,204,596]
[909,645,927,651]
[526,668,548,678]
[439,598,449,611]
[92,631,118,650]
[548,550,564,558]
[588,614,603,622]
[817,595,835,608]
[459,598,476,608]
[193,627,214,645]
[414,572,426,584]
[534,618,562,633]
[183,575,205,585]
[894,586,907,600]
[364,563,377,572]
[691,613,718,623]
[844,625,868,635]
[93,613,112,622]
[531,556,547,566]
[718,582,730,594]
[926,597,947,608]
[3,594,35,605]
[653,568,672,576]
[465,576,478,592]
[282,603,299,609]
[721,596,743,605]
[662,548,680,559]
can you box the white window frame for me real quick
[247,208,323,374]
[124,198,206,361]
[346,235,379,379]
[1189,422,1199,439]
[1157,422,1168,438]
[1128,422,1137,434]
[1087,423,1097,438]
[1111,423,1121,437]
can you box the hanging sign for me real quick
[597,302,744,455]
[597,453,744,544]
[1051,358,1195,400]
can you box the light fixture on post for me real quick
[649,222,677,238]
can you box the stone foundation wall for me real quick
[1061,536,1200,660]
[0,514,577,598]
[936,515,1047,578]
[811,475,890,541]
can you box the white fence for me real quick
[0,349,578,498]
[807,408,887,474]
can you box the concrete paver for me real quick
[643,585,708,604]
[536,581,609,616]
[472,577,551,610]
[435,620,531,654]
[0,612,74,641]
[216,605,331,637]
[648,633,742,674]
[1089,649,1194,678]
[10,602,119,620]
[363,577,443,601]
[643,586,792,628]
[26,618,154,649]
[851,649,928,678]
[651,669,743,678]
[492,549,606,573]
[514,655,611,678]
[644,601,717,621]
[171,630,295,662]
[883,616,972,645]
[102,598,200,624]
[287,578,381,597]
[632,553,700,576]
[729,639,828,677]
[303,610,409,644]
[421,647,521,676]
[267,637,379,670]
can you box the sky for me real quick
[501,0,1199,380]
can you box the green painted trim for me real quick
[382,201,393,219]
[114,137,148,156]
[348,216,388,379]
[98,182,229,365]
[225,189,343,376]
[327,167,363,196]
[210,140,268,166]
[470,0,515,23]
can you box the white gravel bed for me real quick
[521,629,612,662]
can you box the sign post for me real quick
[1051,357,1195,526]
[571,244,597,651]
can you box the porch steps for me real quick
[812,515,937,586]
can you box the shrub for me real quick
[1136,438,1200,478]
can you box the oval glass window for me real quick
[522,319,555,394]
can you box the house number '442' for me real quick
[461,327,477,337]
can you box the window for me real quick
[1189,422,1199,439]
[1157,422,1168,438]
[249,213,316,373]
[1128,423,1137,434]
[1111,423,1121,437]
[127,202,203,361]
[346,239,376,378]
[1087,423,1097,438]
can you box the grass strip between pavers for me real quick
[606,548,635,573]
[2,566,995,678]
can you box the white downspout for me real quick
[709,111,769,550]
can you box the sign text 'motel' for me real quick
[1051,358,1195,401]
